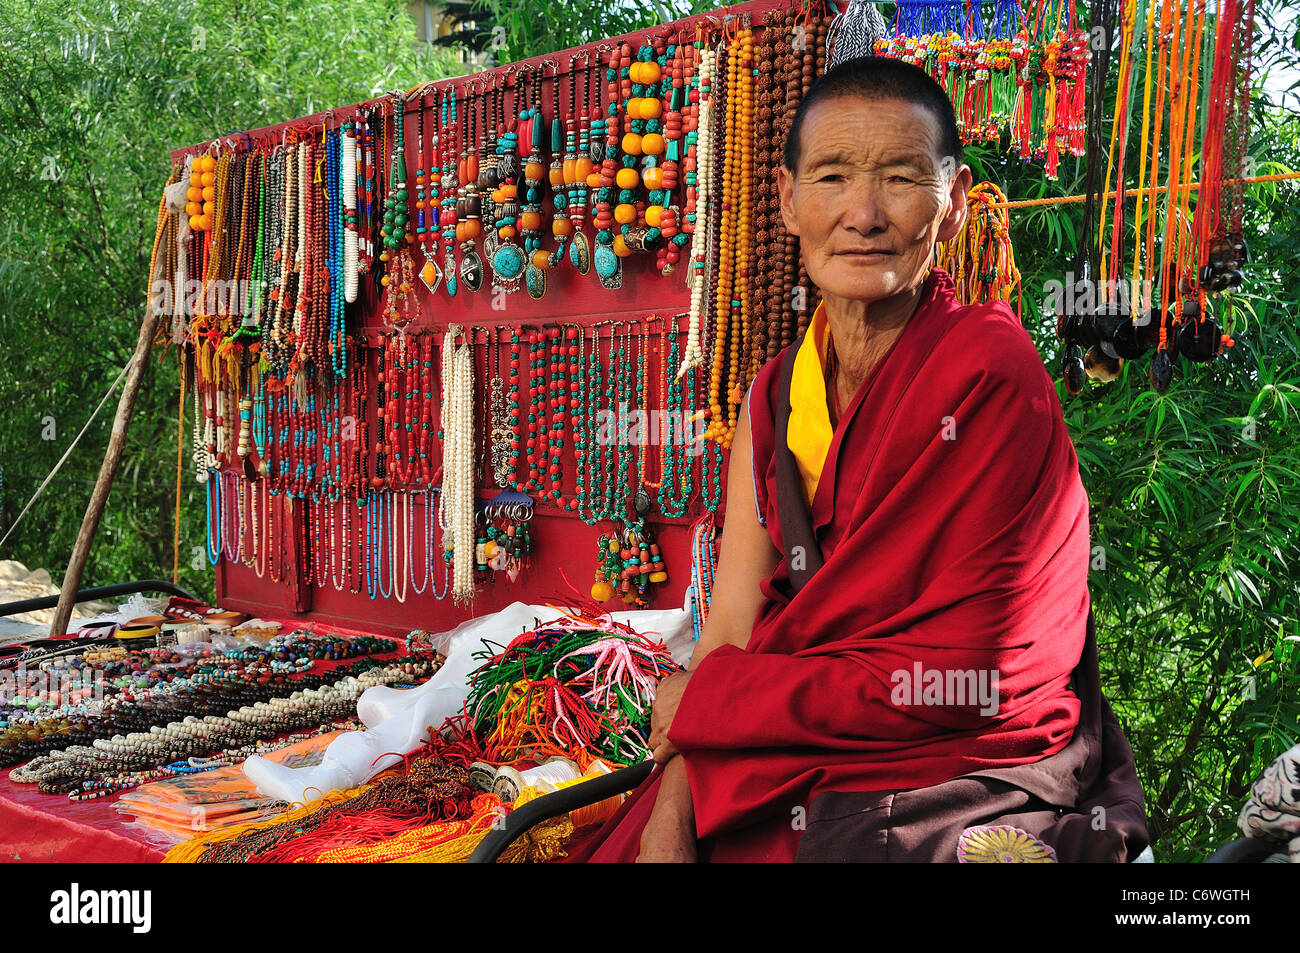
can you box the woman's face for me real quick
[778,95,971,306]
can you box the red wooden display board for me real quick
[170,0,796,637]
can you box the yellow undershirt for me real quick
[787,302,835,508]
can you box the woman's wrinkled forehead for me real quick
[793,95,948,175]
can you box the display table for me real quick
[0,616,421,863]
[0,773,165,863]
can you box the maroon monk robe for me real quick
[569,268,1091,862]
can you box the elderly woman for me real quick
[570,57,1148,863]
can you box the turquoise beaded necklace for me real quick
[657,315,693,517]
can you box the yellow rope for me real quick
[987,171,1300,209]
[162,784,373,863]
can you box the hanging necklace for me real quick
[507,328,525,491]
[391,490,408,603]
[592,42,630,289]
[325,128,347,379]
[313,494,330,589]
[342,114,361,303]
[489,67,526,294]
[438,325,477,605]
[379,94,419,331]
[439,87,460,296]
[680,40,715,378]
[223,469,243,563]
[236,473,251,566]
[264,142,297,373]
[658,313,694,518]
[426,487,450,601]
[267,487,283,583]
[707,20,755,450]
[598,327,618,523]
[407,488,431,595]
[572,325,593,521]
[359,105,377,279]
[205,468,221,565]
[364,490,377,599]
[413,86,439,295]
[565,51,594,274]
[254,478,269,579]
[549,57,578,274]
[376,489,393,599]
[489,327,511,488]
[457,81,486,292]
[380,92,410,257]
[520,63,550,298]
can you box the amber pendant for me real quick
[420,250,443,295]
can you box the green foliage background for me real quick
[0,0,1295,860]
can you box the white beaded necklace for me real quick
[437,326,477,605]
[342,116,360,303]
[681,47,717,378]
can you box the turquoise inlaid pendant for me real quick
[570,232,591,275]
[525,262,546,299]
[492,242,525,283]
[594,242,621,288]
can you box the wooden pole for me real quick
[49,310,162,637]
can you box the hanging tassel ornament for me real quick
[827,0,888,67]
[936,181,1021,306]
